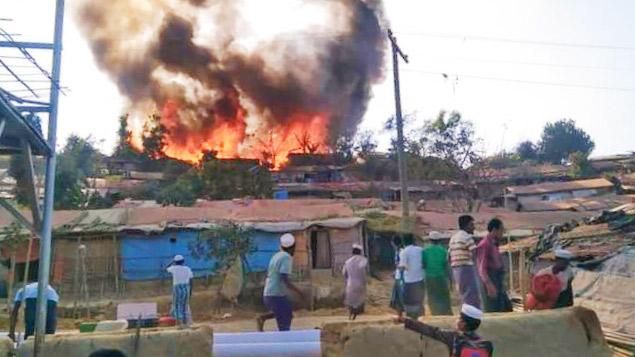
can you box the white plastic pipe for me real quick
[214,329,320,344]
[213,342,321,357]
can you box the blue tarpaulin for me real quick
[121,231,217,281]
[121,230,281,281]
[243,231,280,273]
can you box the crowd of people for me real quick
[5,215,576,357]
[255,215,576,356]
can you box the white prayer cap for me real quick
[280,233,296,248]
[352,243,363,251]
[429,231,444,241]
[461,304,483,320]
[555,249,574,260]
[173,255,185,262]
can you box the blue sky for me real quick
[3,0,634,157]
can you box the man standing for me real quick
[389,236,405,321]
[449,215,482,308]
[342,243,368,320]
[399,234,425,319]
[257,233,304,331]
[166,255,193,328]
[534,249,575,308]
[476,218,512,312]
[8,281,59,341]
[422,231,452,315]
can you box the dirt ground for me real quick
[0,271,402,334]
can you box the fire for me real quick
[128,100,329,170]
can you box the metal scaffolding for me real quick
[0,0,64,355]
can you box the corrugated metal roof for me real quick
[507,178,614,196]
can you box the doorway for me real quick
[310,230,332,269]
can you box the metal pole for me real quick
[34,0,64,354]
[387,30,410,220]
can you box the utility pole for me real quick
[387,29,410,221]
[34,0,65,355]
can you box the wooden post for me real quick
[112,234,119,296]
[72,237,81,318]
[79,244,90,319]
[7,250,16,314]
[23,237,34,285]
[519,247,527,306]
[508,235,514,291]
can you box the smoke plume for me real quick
[75,0,387,167]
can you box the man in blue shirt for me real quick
[256,233,304,331]
[9,282,59,341]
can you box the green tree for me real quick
[8,154,30,206]
[191,223,254,273]
[516,141,539,161]
[113,114,139,160]
[142,114,167,160]
[422,111,481,169]
[539,119,594,164]
[568,151,594,178]
[156,179,196,207]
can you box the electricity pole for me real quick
[34,0,65,354]
[388,29,410,220]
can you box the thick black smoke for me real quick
[75,0,386,156]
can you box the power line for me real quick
[409,54,635,73]
[402,68,635,93]
[395,32,635,52]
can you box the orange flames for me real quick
[129,100,329,170]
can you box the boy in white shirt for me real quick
[167,255,193,328]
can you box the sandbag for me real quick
[321,307,612,357]
[17,325,213,357]
[0,337,13,356]
[94,319,129,332]
[220,258,244,303]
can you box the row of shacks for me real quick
[0,201,367,302]
[500,203,635,356]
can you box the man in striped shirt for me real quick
[449,215,482,308]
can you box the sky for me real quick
[2,0,635,157]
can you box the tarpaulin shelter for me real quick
[0,201,367,301]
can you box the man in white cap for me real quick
[422,231,452,316]
[342,243,368,320]
[405,304,494,357]
[166,254,193,328]
[257,233,304,331]
[535,248,575,308]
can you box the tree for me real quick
[539,119,594,164]
[569,151,594,178]
[8,154,30,206]
[354,130,378,159]
[422,110,481,169]
[142,114,167,160]
[113,114,138,160]
[191,223,254,274]
[53,135,103,209]
[516,141,539,161]
[334,131,355,164]
[156,179,197,207]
